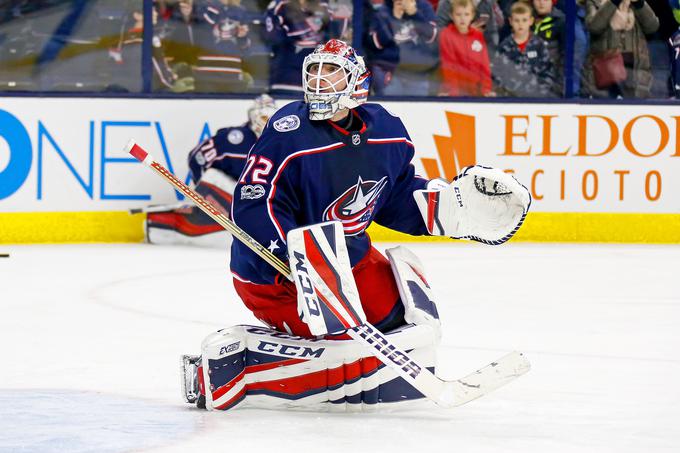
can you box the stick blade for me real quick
[441,351,530,408]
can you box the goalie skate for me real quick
[181,354,202,405]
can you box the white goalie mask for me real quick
[248,94,278,137]
[302,39,371,121]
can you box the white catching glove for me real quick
[413,165,531,245]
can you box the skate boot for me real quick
[181,355,205,408]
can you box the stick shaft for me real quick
[127,141,291,278]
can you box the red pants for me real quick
[233,247,402,337]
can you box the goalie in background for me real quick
[181,39,531,411]
[144,94,278,247]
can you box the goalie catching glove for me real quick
[414,165,531,245]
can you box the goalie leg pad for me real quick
[287,221,367,336]
[146,169,236,246]
[193,323,437,411]
[232,246,403,338]
[386,246,442,342]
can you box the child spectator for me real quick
[439,0,493,96]
[532,0,565,95]
[494,1,555,97]
[436,0,503,50]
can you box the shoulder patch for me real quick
[228,129,244,144]
[273,115,300,132]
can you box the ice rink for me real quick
[1,241,679,453]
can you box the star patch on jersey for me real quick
[228,129,244,144]
[323,176,388,235]
[273,115,300,132]
[267,239,280,252]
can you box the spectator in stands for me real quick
[572,0,590,96]
[191,0,254,92]
[110,5,194,92]
[162,0,203,68]
[671,0,680,97]
[532,0,565,95]
[156,0,180,21]
[584,0,659,98]
[439,0,493,96]
[366,0,439,95]
[493,1,555,97]
[436,0,503,50]
[264,0,346,93]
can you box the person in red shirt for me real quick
[438,0,493,96]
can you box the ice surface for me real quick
[1,242,679,453]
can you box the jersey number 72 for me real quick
[239,155,273,184]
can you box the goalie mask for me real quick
[248,94,278,137]
[302,39,371,121]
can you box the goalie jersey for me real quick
[231,101,430,284]
[187,124,257,183]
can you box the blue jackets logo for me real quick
[323,176,388,235]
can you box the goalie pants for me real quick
[232,246,405,337]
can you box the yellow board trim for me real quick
[0,211,679,244]
[368,212,680,244]
[0,211,145,244]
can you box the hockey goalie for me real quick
[180,39,531,411]
[143,94,277,247]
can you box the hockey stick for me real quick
[129,202,188,215]
[126,141,290,278]
[126,140,530,408]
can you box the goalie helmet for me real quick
[247,94,278,137]
[302,39,371,121]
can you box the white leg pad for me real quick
[200,168,237,194]
[198,323,437,411]
[386,246,442,343]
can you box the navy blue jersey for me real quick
[264,0,348,91]
[188,123,257,183]
[230,101,430,284]
[671,28,680,98]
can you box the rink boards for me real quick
[1,97,679,243]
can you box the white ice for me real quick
[1,242,679,453]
